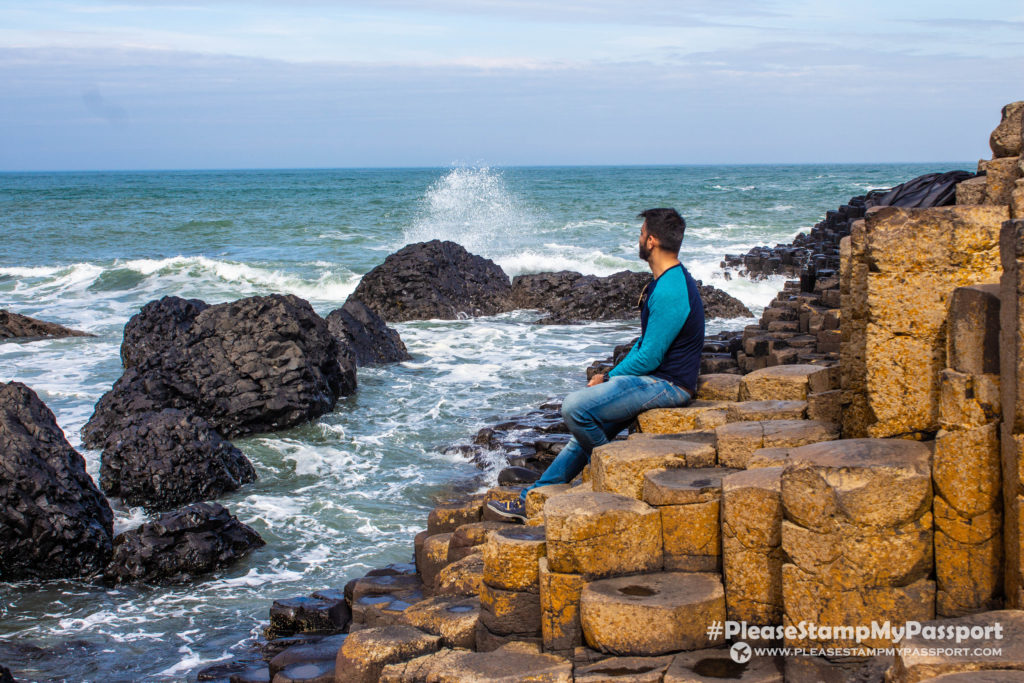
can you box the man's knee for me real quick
[561,387,594,426]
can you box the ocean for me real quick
[0,163,957,681]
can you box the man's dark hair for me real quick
[637,208,686,254]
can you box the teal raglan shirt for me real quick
[606,264,705,392]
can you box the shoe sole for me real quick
[487,504,526,524]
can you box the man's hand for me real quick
[587,373,607,387]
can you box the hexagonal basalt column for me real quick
[579,572,725,656]
[591,439,716,499]
[544,491,662,578]
[482,525,546,592]
[643,467,738,572]
[779,438,935,650]
[721,467,784,626]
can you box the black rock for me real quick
[99,409,257,511]
[0,310,94,341]
[83,294,355,446]
[0,664,15,683]
[510,270,751,323]
[498,466,541,486]
[103,502,265,585]
[348,240,512,322]
[267,595,351,638]
[325,299,411,366]
[0,382,113,580]
[120,296,209,369]
[269,634,346,679]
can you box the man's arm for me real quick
[606,278,691,378]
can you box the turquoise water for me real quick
[0,163,957,681]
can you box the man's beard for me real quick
[639,241,651,261]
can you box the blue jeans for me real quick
[520,375,692,502]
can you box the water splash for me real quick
[402,166,538,257]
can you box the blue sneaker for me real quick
[487,499,526,524]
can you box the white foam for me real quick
[402,166,539,257]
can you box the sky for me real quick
[0,1,1021,170]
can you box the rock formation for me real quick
[0,382,113,580]
[326,298,411,366]
[349,240,512,322]
[511,270,751,324]
[98,408,257,511]
[83,294,354,446]
[104,502,264,585]
[0,310,93,340]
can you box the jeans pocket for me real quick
[640,389,670,411]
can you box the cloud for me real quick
[81,87,128,126]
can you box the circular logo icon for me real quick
[730,640,752,664]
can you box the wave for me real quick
[402,166,540,258]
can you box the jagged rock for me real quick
[510,270,751,324]
[325,299,411,366]
[267,593,351,638]
[990,101,1024,157]
[120,296,209,369]
[349,240,512,322]
[103,502,264,584]
[98,408,256,511]
[0,310,93,341]
[436,553,484,597]
[0,381,113,580]
[83,294,354,446]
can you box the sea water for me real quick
[0,163,957,681]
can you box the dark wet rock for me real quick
[98,408,256,511]
[266,595,351,639]
[196,652,265,682]
[83,294,354,447]
[512,270,649,324]
[511,270,751,323]
[274,660,335,683]
[103,502,264,585]
[348,240,512,322]
[0,381,113,580]
[120,296,209,369]
[498,466,541,486]
[326,299,411,366]
[229,666,270,683]
[700,284,754,319]
[269,634,346,678]
[0,310,94,341]
[0,664,14,683]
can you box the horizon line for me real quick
[0,160,976,174]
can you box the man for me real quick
[488,207,705,523]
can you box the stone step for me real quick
[591,438,716,499]
[643,467,739,572]
[579,572,726,656]
[716,419,839,469]
[637,399,808,435]
[667,648,784,682]
[544,491,663,579]
[482,525,546,592]
[888,610,1024,683]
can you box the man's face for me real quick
[638,221,654,261]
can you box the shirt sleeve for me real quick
[607,271,691,378]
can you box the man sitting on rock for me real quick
[488,208,705,523]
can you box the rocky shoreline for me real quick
[1,102,1023,682]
